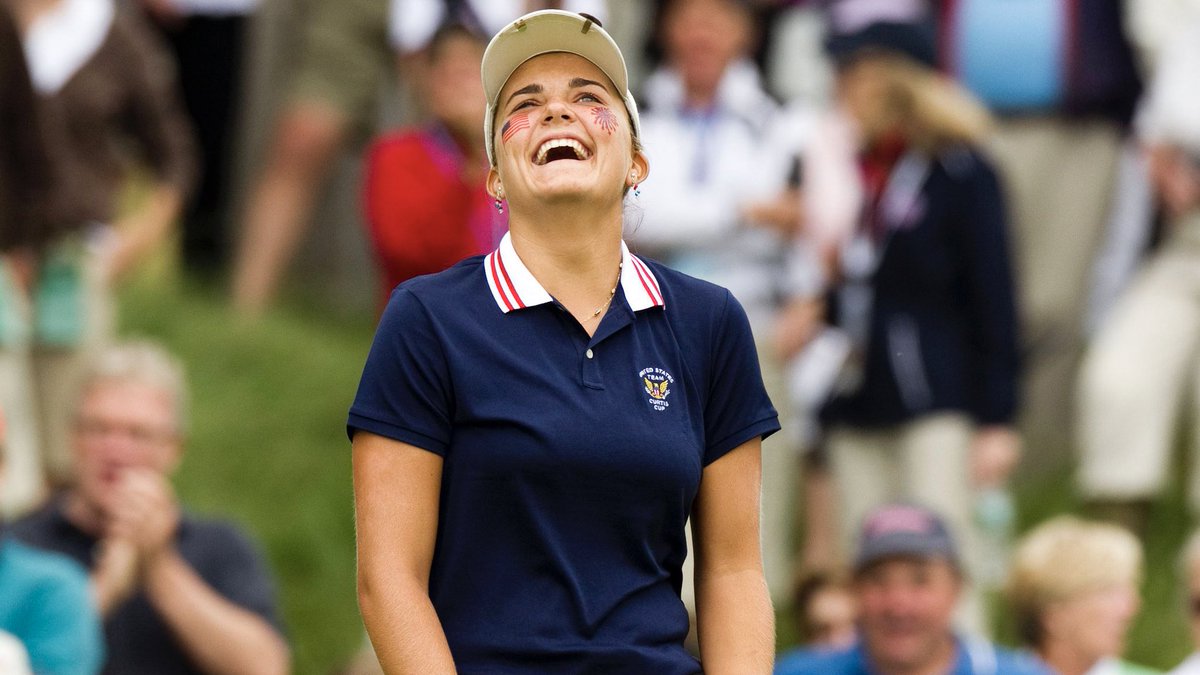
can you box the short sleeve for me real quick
[203,524,283,633]
[702,290,780,465]
[347,287,454,455]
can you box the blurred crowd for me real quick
[3,0,1200,672]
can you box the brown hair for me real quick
[792,569,853,643]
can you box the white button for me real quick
[585,349,594,359]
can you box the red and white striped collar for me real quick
[484,232,664,314]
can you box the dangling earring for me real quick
[495,188,505,214]
[633,183,641,197]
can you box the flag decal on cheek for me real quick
[591,107,617,134]
[501,114,530,144]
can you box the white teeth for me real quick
[535,138,589,165]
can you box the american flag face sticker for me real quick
[501,113,530,144]
[591,107,618,135]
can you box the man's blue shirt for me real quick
[775,638,1053,675]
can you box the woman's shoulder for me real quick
[636,255,735,308]
[390,256,489,303]
[634,256,749,334]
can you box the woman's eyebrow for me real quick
[569,77,608,91]
[505,83,543,107]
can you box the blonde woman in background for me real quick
[780,9,1021,636]
[1008,516,1157,675]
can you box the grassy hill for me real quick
[119,271,1197,673]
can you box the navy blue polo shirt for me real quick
[348,233,779,674]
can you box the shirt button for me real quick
[586,349,594,359]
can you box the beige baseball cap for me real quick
[481,10,641,166]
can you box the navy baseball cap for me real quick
[825,21,938,68]
[823,0,938,68]
[853,503,960,573]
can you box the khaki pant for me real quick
[989,118,1122,462]
[1078,213,1200,510]
[828,413,987,636]
[0,242,112,516]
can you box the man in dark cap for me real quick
[776,503,1051,675]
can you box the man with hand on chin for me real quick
[12,341,289,675]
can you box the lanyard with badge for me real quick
[834,151,930,395]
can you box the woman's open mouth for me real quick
[534,138,591,165]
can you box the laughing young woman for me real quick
[348,11,779,674]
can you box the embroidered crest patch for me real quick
[639,367,674,411]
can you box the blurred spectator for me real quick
[363,21,504,307]
[1170,528,1200,675]
[1007,516,1155,675]
[793,13,1020,633]
[1075,19,1200,534]
[791,569,857,650]
[228,0,389,315]
[231,0,607,315]
[759,0,834,105]
[1,0,197,509]
[629,0,811,606]
[775,503,1051,675]
[11,341,289,674]
[138,0,260,274]
[1,403,105,675]
[0,0,54,514]
[937,0,1142,464]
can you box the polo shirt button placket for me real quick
[581,344,604,389]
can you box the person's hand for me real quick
[970,426,1022,487]
[107,468,181,564]
[2,249,37,295]
[92,537,140,614]
[773,297,825,362]
[97,228,136,285]
[1148,144,1200,220]
[741,189,804,236]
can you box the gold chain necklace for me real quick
[584,261,623,323]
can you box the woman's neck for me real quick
[507,205,625,333]
[1039,643,1102,675]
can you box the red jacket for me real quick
[363,126,505,306]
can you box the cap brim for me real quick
[853,534,959,573]
[482,10,629,108]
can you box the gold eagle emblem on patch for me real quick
[644,377,670,400]
[638,367,675,411]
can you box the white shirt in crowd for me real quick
[630,58,815,331]
[388,0,607,53]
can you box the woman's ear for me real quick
[486,167,503,200]
[627,153,650,188]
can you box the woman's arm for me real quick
[692,438,774,674]
[353,431,456,674]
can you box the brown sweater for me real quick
[0,4,54,251]
[36,5,197,230]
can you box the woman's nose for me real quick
[543,100,574,123]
